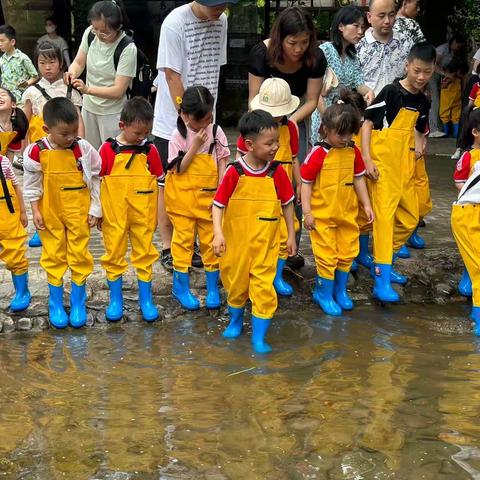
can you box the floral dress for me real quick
[310,42,365,145]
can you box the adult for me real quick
[429,34,467,138]
[310,5,374,145]
[393,0,425,44]
[66,1,137,149]
[37,15,71,68]
[152,0,239,271]
[356,0,413,96]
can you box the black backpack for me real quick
[87,31,154,100]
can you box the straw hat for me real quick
[250,78,300,117]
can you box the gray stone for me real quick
[2,317,15,334]
[17,317,32,331]
[32,317,48,331]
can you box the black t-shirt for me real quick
[249,41,327,98]
[364,80,431,133]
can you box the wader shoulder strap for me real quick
[0,160,14,214]
[35,139,48,151]
[208,124,219,155]
[107,138,151,170]
[459,174,480,201]
[34,84,52,101]
[266,160,280,178]
[227,161,244,176]
[167,151,185,173]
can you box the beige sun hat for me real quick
[250,77,300,117]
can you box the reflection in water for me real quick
[0,304,478,478]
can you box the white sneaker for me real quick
[451,148,462,161]
[429,130,446,138]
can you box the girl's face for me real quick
[473,127,480,147]
[339,18,364,45]
[184,111,213,132]
[38,54,61,82]
[282,32,310,64]
[91,19,120,43]
[0,89,14,112]
[325,128,353,148]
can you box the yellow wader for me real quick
[414,151,432,220]
[220,162,281,319]
[0,131,17,156]
[164,143,219,273]
[475,90,480,109]
[370,108,419,264]
[276,123,300,259]
[468,150,480,177]
[309,145,359,279]
[353,130,373,234]
[37,142,93,286]
[28,115,45,144]
[0,177,28,274]
[440,79,461,124]
[100,143,159,282]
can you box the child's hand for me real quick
[88,215,99,228]
[295,184,302,204]
[304,212,316,231]
[33,211,45,230]
[213,233,226,257]
[193,128,208,149]
[364,205,375,224]
[365,160,379,181]
[286,235,297,257]
[17,80,28,89]
[96,217,103,231]
[20,210,28,228]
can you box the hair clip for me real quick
[336,99,345,104]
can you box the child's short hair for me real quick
[43,97,78,127]
[239,110,278,140]
[321,103,362,136]
[45,15,58,25]
[0,24,16,40]
[120,97,154,125]
[35,41,63,67]
[407,42,436,64]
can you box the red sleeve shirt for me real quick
[454,151,472,183]
[301,144,366,183]
[469,83,480,102]
[99,141,164,180]
[213,158,295,208]
[27,138,83,163]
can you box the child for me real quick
[0,155,31,312]
[361,42,435,303]
[0,24,39,104]
[453,108,480,297]
[238,77,300,297]
[212,110,296,354]
[23,97,101,329]
[164,86,230,310]
[99,97,163,322]
[22,41,84,248]
[440,60,462,138]
[301,102,373,316]
[36,16,71,68]
[0,87,28,160]
[468,75,480,110]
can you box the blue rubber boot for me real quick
[138,279,159,322]
[453,123,459,138]
[69,282,87,328]
[356,233,374,268]
[333,269,354,311]
[222,305,244,338]
[372,264,400,303]
[106,277,123,321]
[397,244,411,259]
[273,258,293,296]
[251,315,272,353]
[205,270,221,309]
[28,231,42,247]
[443,123,450,137]
[350,259,359,272]
[48,284,68,329]
[458,268,472,297]
[407,227,426,249]
[9,272,31,311]
[471,307,480,336]
[312,276,342,316]
[391,254,408,285]
[172,270,200,310]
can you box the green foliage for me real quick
[449,0,480,40]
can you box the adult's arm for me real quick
[290,77,323,124]
[67,49,87,81]
[73,75,132,100]
[165,68,184,111]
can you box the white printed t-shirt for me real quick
[152,3,227,140]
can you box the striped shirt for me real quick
[1,156,18,185]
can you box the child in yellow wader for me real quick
[212,110,296,353]
[468,81,480,110]
[0,156,31,311]
[22,41,84,248]
[453,108,480,298]
[0,88,28,161]
[23,97,101,329]
[361,42,435,303]
[99,97,163,322]
[440,61,462,138]
[237,78,301,297]
[301,102,373,316]
[164,86,230,310]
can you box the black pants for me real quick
[154,136,169,171]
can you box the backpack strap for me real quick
[0,159,14,214]
[87,31,95,48]
[227,161,245,176]
[208,124,218,155]
[35,139,48,151]
[113,36,133,71]
[266,160,280,178]
[34,84,52,101]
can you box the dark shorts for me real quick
[154,136,169,172]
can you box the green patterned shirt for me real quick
[0,49,38,103]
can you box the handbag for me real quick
[321,66,339,97]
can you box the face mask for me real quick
[45,25,56,34]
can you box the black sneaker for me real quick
[286,253,305,270]
[160,248,173,272]
[191,243,203,268]
[12,155,24,171]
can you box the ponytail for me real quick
[177,86,215,139]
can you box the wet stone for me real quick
[32,317,48,331]
[2,317,15,334]
[17,318,32,331]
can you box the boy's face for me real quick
[0,34,15,53]
[44,121,79,149]
[246,127,279,163]
[406,59,434,91]
[120,120,152,145]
